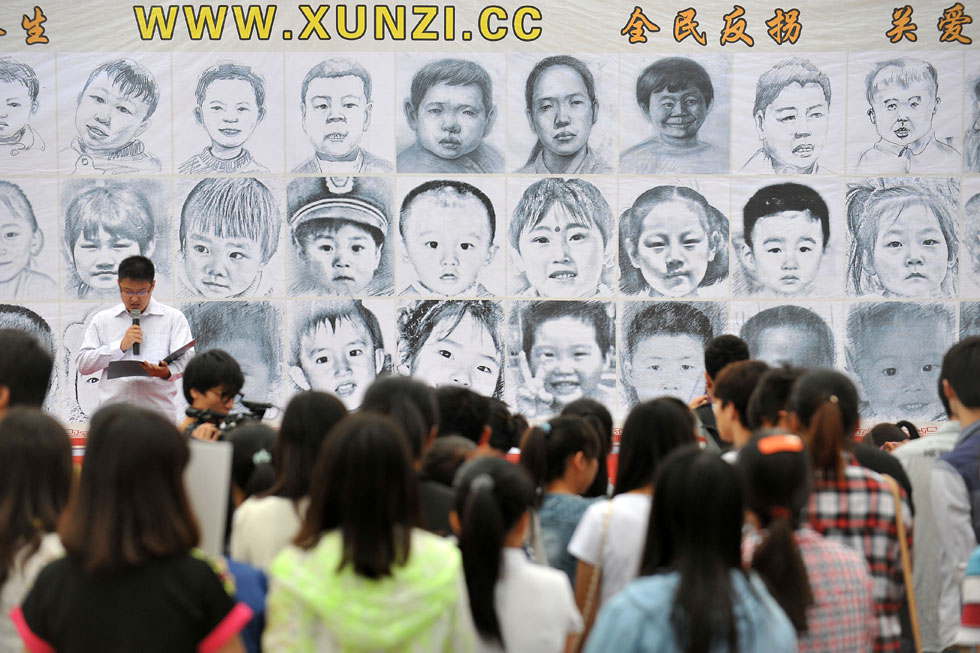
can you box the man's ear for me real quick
[704,372,714,395]
[404,101,418,131]
[740,242,757,271]
[31,100,39,115]
[188,386,205,406]
[363,102,374,131]
[942,378,956,402]
[193,106,203,126]
[484,104,497,136]
[867,107,877,126]
[288,365,311,391]
[934,96,942,115]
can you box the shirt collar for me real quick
[874,130,934,157]
[114,297,162,317]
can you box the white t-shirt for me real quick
[230,495,306,570]
[567,492,652,603]
[1,533,63,651]
[478,548,582,653]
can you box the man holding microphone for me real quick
[77,256,194,419]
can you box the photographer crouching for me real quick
[179,349,245,441]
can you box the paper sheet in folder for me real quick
[105,339,197,379]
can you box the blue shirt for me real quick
[539,493,597,584]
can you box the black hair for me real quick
[896,420,921,440]
[741,306,835,369]
[636,57,714,113]
[420,435,476,487]
[81,59,160,120]
[713,360,771,429]
[525,55,596,112]
[789,369,860,479]
[360,375,438,461]
[736,435,815,634]
[519,415,600,503]
[267,391,348,501]
[640,447,744,653]
[704,335,750,380]
[521,301,612,360]
[625,302,713,357]
[864,422,909,448]
[181,349,245,404]
[616,397,696,495]
[0,327,53,408]
[0,409,70,587]
[436,385,491,444]
[226,423,277,497]
[561,398,613,498]
[117,255,155,282]
[486,398,527,454]
[746,365,803,431]
[940,336,980,410]
[296,413,419,579]
[183,301,282,375]
[454,457,536,647]
[409,58,494,118]
[399,179,496,243]
[743,183,831,250]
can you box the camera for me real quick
[184,400,275,438]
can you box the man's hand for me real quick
[140,360,171,379]
[120,324,143,352]
[190,423,221,442]
[688,394,710,411]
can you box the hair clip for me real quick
[252,449,271,466]
[471,473,495,492]
[757,434,804,455]
[828,394,839,404]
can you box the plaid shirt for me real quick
[806,453,912,652]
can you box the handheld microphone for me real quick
[129,309,141,356]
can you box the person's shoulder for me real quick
[178,150,207,174]
[237,495,295,519]
[621,138,658,159]
[361,150,394,173]
[741,149,772,173]
[22,269,57,295]
[291,157,318,174]
[472,143,504,172]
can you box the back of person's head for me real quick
[360,375,438,461]
[896,420,920,440]
[269,391,347,501]
[486,399,526,454]
[704,335,750,381]
[60,404,198,573]
[713,360,771,428]
[295,413,419,579]
[421,435,476,487]
[0,409,70,586]
[519,415,600,500]
[117,254,155,282]
[789,369,859,479]
[0,328,53,409]
[453,457,536,647]
[181,348,245,404]
[941,336,980,410]
[226,423,277,497]
[616,397,696,495]
[746,365,803,431]
[561,397,613,497]
[736,434,814,634]
[436,385,491,444]
[640,447,744,653]
[864,422,910,448]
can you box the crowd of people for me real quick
[4,298,980,652]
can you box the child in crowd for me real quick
[846,178,958,297]
[621,301,713,406]
[64,181,156,299]
[740,305,835,369]
[0,409,70,652]
[263,414,475,650]
[0,180,55,299]
[454,456,582,652]
[399,180,497,297]
[515,300,615,418]
[288,176,391,296]
[520,416,600,584]
[398,300,504,399]
[621,57,726,174]
[619,185,729,297]
[846,301,953,421]
[69,59,161,174]
[856,58,960,174]
[294,58,392,174]
[712,360,771,456]
[511,178,613,298]
[230,391,347,570]
[180,63,268,174]
[178,177,278,298]
[740,183,830,297]
[561,398,613,498]
[0,58,44,158]
[586,448,796,652]
[421,435,475,487]
[288,300,387,409]
[398,58,503,173]
[518,55,611,174]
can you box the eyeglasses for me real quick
[120,288,150,297]
[208,388,244,403]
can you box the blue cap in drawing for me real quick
[287,176,390,242]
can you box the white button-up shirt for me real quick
[76,298,194,419]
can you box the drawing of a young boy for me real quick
[0,58,44,157]
[294,58,392,175]
[0,180,56,299]
[739,182,830,297]
[180,63,268,174]
[289,300,387,409]
[740,304,835,369]
[398,58,504,173]
[64,182,156,298]
[70,59,161,174]
[288,176,390,296]
[856,57,960,174]
[399,180,496,296]
[179,177,279,298]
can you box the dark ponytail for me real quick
[736,434,814,635]
[454,458,536,646]
[519,415,600,505]
[789,369,859,480]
